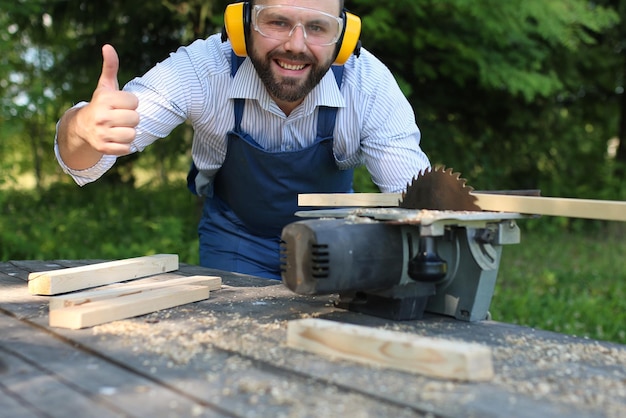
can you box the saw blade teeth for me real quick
[400,165,481,211]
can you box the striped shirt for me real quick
[56,34,430,193]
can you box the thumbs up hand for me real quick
[74,44,140,156]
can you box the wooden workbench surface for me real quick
[1,260,624,418]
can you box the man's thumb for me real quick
[97,44,120,91]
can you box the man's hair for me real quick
[247,1,345,14]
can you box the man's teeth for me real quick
[278,61,305,70]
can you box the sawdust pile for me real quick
[493,334,626,417]
[91,307,626,417]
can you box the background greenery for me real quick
[1,0,625,344]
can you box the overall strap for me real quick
[231,51,247,130]
[317,65,344,139]
[231,51,246,77]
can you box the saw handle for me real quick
[408,237,447,282]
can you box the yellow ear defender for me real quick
[334,11,361,65]
[223,2,361,65]
[223,2,250,58]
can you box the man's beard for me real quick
[249,48,334,103]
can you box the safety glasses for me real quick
[251,5,344,46]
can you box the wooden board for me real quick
[0,313,207,417]
[298,193,626,222]
[49,284,209,329]
[28,254,179,295]
[3,260,625,417]
[49,275,222,310]
[472,193,626,222]
[299,193,401,208]
[287,318,494,381]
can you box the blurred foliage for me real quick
[351,0,624,203]
[1,0,231,188]
[0,181,201,264]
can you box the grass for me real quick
[1,181,624,344]
[0,180,202,265]
[493,220,626,344]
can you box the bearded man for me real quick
[55,0,430,279]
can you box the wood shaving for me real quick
[88,299,625,417]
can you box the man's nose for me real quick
[284,23,308,51]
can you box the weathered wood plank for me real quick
[0,345,126,417]
[0,386,44,418]
[0,312,212,417]
[49,275,221,310]
[287,318,494,381]
[49,285,209,329]
[28,254,179,295]
[3,261,623,418]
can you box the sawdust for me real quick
[92,309,287,366]
[490,334,626,417]
[90,307,626,417]
[92,310,430,417]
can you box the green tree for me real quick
[0,1,53,188]
[351,0,621,199]
[597,0,626,176]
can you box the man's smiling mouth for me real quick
[277,60,307,71]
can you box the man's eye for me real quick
[307,24,326,34]
[267,20,290,29]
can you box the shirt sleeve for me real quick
[123,53,193,152]
[361,77,430,193]
[340,50,431,193]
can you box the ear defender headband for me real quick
[222,2,361,65]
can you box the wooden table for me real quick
[1,260,625,418]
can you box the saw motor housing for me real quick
[280,209,523,321]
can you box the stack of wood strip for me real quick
[27,254,221,329]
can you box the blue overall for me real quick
[189,54,353,280]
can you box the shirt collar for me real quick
[229,58,345,114]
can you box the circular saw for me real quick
[399,167,481,211]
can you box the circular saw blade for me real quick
[399,167,481,211]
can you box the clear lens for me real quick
[252,5,343,46]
